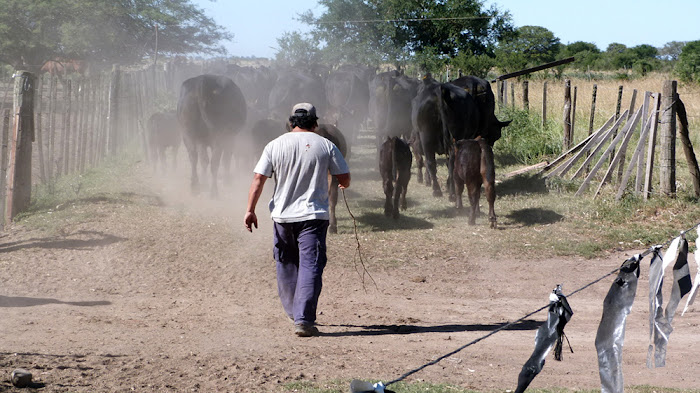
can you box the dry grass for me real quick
[503,72,700,143]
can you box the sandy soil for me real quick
[1,155,700,393]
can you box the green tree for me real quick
[0,0,230,72]
[494,25,561,74]
[274,31,322,67]
[299,0,514,67]
[560,41,601,70]
[675,40,700,83]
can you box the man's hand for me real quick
[244,211,258,232]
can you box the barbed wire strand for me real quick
[315,16,491,25]
[384,220,700,387]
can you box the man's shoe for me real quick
[294,323,319,337]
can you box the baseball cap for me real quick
[291,103,318,120]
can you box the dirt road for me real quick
[1,160,699,392]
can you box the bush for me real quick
[675,40,700,83]
[493,107,561,166]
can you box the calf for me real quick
[147,111,181,173]
[453,137,496,228]
[379,136,412,219]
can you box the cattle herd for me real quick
[145,64,511,229]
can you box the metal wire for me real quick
[384,220,700,387]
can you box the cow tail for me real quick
[436,85,454,158]
[391,137,398,181]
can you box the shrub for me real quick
[493,107,561,166]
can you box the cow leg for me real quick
[399,175,409,211]
[198,145,210,188]
[383,177,394,217]
[409,132,424,184]
[424,151,441,197]
[454,176,465,210]
[392,181,402,219]
[328,177,339,233]
[481,145,497,229]
[221,147,233,186]
[467,182,480,225]
[186,143,200,195]
[447,152,456,202]
[209,147,223,198]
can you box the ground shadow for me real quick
[356,212,434,231]
[506,208,564,227]
[0,230,127,253]
[498,173,549,196]
[0,295,111,308]
[320,319,540,337]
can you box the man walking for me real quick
[244,103,351,337]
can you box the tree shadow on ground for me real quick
[0,230,127,252]
[320,319,540,337]
[0,296,111,308]
[506,208,564,227]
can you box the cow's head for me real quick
[484,119,511,146]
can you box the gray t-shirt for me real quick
[254,131,349,223]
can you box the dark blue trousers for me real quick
[273,219,329,325]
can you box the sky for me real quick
[194,0,700,59]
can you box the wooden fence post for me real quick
[659,80,677,196]
[636,92,652,192]
[497,79,503,107]
[572,86,577,137]
[644,93,661,201]
[108,64,120,155]
[510,82,514,108]
[5,71,35,225]
[35,76,46,182]
[589,84,597,135]
[676,97,700,197]
[563,79,572,149]
[62,79,72,175]
[0,108,9,229]
[542,81,548,126]
[522,81,529,111]
[616,89,638,183]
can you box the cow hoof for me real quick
[432,189,442,198]
[448,194,456,202]
[392,211,400,219]
[329,225,337,234]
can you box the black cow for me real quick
[147,111,181,173]
[379,136,412,219]
[453,138,497,228]
[268,71,327,123]
[412,75,510,199]
[228,65,277,110]
[324,69,370,146]
[369,71,419,147]
[177,74,247,197]
[315,123,349,234]
[237,118,287,166]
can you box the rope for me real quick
[384,220,700,387]
[341,188,378,291]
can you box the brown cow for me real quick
[453,137,496,228]
[379,136,412,219]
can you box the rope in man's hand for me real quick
[341,188,378,292]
